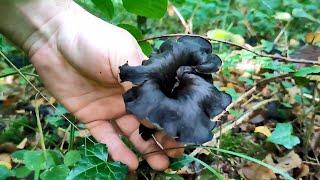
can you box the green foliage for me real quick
[45,104,68,127]
[64,150,81,167]
[0,165,12,180]
[11,166,32,179]
[170,154,194,170]
[67,144,128,180]
[91,0,114,19]
[220,133,267,158]
[122,0,168,19]
[267,123,300,149]
[117,24,152,55]
[294,66,320,77]
[292,8,320,24]
[40,165,70,180]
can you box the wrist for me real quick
[0,0,74,54]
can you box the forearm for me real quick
[0,0,74,53]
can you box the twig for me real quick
[212,73,291,122]
[140,34,320,65]
[190,98,278,156]
[0,71,38,78]
[170,5,191,33]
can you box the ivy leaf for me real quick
[53,104,68,116]
[0,165,12,180]
[267,123,300,149]
[91,0,114,19]
[83,144,107,161]
[64,150,81,167]
[46,116,64,127]
[23,151,46,171]
[261,40,274,53]
[122,0,168,19]
[11,150,29,162]
[11,166,32,179]
[170,154,194,170]
[294,66,320,77]
[292,8,320,24]
[67,144,128,180]
[40,165,70,180]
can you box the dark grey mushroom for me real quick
[119,36,231,144]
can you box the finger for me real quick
[85,120,139,170]
[115,115,170,171]
[154,131,185,158]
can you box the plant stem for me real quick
[35,100,47,158]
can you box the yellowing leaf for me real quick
[305,32,320,44]
[0,153,12,169]
[254,126,271,137]
[207,29,245,45]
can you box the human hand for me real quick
[0,1,183,170]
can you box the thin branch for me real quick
[140,34,320,65]
[170,5,191,33]
[0,71,38,78]
[212,73,291,122]
[190,98,278,156]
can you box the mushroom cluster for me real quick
[119,36,231,144]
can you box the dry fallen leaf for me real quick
[264,151,302,172]
[296,164,309,179]
[16,137,28,149]
[305,32,320,44]
[239,162,276,180]
[0,153,12,169]
[254,126,271,137]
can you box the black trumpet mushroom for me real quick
[119,36,231,144]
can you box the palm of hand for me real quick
[28,10,182,170]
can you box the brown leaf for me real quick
[264,151,302,172]
[0,153,12,169]
[16,137,28,149]
[0,142,16,153]
[296,164,309,179]
[305,32,320,44]
[239,163,276,180]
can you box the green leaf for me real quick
[12,166,32,178]
[84,144,107,161]
[11,150,29,162]
[122,0,168,19]
[117,24,152,56]
[91,0,114,19]
[67,143,128,180]
[64,150,81,167]
[53,104,68,116]
[40,165,70,180]
[267,123,300,149]
[294,66,320,77]
[23,151,46,171]
[117,24,143,40]
[46,116,64,127]
[225,88,239,101]
[0,165,12,180]
[261,40,274,53]
[46,150,64,168]
[170,154,194,170]
[139,41,152,56]
[292,8,320,24]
